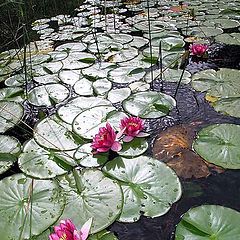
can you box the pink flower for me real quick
[49,218,92,240]
[189,44,208,57]
[91,123,122,153]
[119,116,147,142]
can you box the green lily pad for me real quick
[58,169,123,234]
[57,96,111,124]
[118,138,148,157]
[175,205,240,240]
[0,100,24,133]
[152,36,185,51]
[74,78,94,96]
[0,173,65,240]
[89,230,118,240]
[204,19,240,29]
[189,26,223,37]
[0,135,21,174]
[34,115,80,151]
[215,33,240,45]
[28,83,69,107]
[108,66,145,84]
[123,91,176,118]
[82,62,116,79]
[32,230,51,240]
[107,88,131,103]
[93,78,112,95]
[103,156,182,222]
[4,73,28,86]
[33,74,60,84]
[19,139,70,179]
[193,124,240,169]
[59,69,82,86]
[55,42,86,52]
[191,68,240,98]
[212,97,240,118]
[72,106,116,139]
[74,143,108,167]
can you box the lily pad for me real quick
[93,78,112,95]
[72,106,116,139]
[89,230,118,240]
[0,173,65,240]
[175,205,240,240]
[189,26,223,37]
[58,169,123,234]
[74,143,108,167]
[123,91,176,118]
[59,69,82,86]
[34,115,80,151]
[19,139,70,179]
[212,97,240,118]
[27,83,69,107]
[0,100,24,133]
[193,124,240,169]
[215,33,240,45]
[74,78,94,96]
[57,96,111,124]
[191,68,240,98]
[108,66,145,84]
[103,156,182,222]
[118,138,148,157]
[0,135,21,174]
[107,88,131,103]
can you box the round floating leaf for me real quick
[72,106,116,139]
[93,78,112,95]
[109,33,133,45]
[129,81,150,93]
[32,61,63,76]
[123,91,176,118]
[152,36,185,51]
[212,97,240,118]
[103,156,182,222]
[204,19,240,29]
[59,169,123,234]
[0,135,21,173]
[107,88,131,103]
[0,173,65,240]
[74,78,94,96]
[193,124,240,169]
[82,62,116,79]
[175,205,240,240]
[58,96,111,124]
[62,52,95,70]
[189,26,223,37]
[33,74,60,84]
[55,42,86,52]
[191,68,240,98]
[34,115,80,151]
[118,138,148,157]
[19,139,70,179]
[28,83,69,107]
[106,48,138,63]
[0,100,24,133]
[59,69,82,86]
[5,73,28,86]
[89,230,118,240]
[215,33,240,45]
[108,66,145,84]
[74,143,108,167]
[32,230,51,240]
[162,69,191,84]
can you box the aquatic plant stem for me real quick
[159,40,163,91]
[146,0,153,84]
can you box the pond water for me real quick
[0,0,240,239]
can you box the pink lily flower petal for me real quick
[111,141,122,151]
[80,218,93,240]
[123,135,134,142]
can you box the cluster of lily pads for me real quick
[0,0,240,239]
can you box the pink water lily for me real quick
[49,218,92,240]
[91,123,122,153]
[189,43,208,57]
[120,116,147,142]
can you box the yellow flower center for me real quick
[60,233,67,240]
[128,122,138,127]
